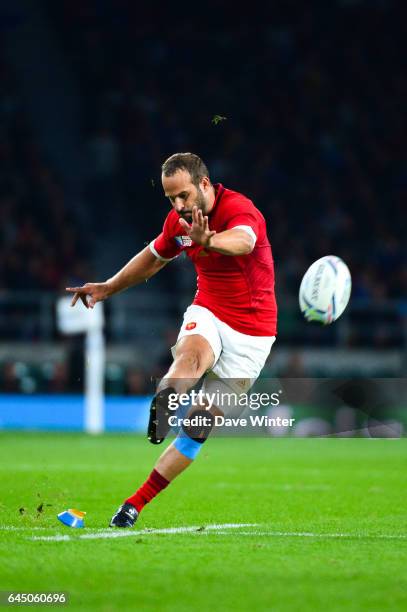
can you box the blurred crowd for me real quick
[0,1,405,390]
[2,1,405,299]
[0,49,89,293]
[46,0,405,302]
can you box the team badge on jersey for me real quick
[185,322,197,330]
[175,235,193,247]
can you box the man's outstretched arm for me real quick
[66,246,168,308]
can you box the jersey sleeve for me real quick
[149,213,182,261]
[225,203,260,245]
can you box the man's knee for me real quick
[174,335,215,375]
[174,350,204,375]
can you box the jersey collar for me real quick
[208,183,224,216]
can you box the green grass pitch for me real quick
[0,433,406,611]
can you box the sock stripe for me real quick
[125,469,169,513]
[151,469,169,489]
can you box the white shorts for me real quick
[171,305,275,393]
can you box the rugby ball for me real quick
[299,256,351,324]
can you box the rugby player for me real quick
[66,153,277,528]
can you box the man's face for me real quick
[162,169,210,222]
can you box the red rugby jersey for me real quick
[150,184,277,336]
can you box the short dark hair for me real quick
[161,153,210,186]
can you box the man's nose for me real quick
[174,198,184,212]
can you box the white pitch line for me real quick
[0,526,51,531]
[1,522,257,534]
[27,524,407,542]
[29,523,259,541]
[213,531,407,540]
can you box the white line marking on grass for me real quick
[3,522,257,534]
[32,535,72,541]
[210,531,407,540]
[27,524,407,542]
[29,523,259,541]
[0,526,54,531]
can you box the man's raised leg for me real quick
[147,334,216,444]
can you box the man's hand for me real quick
[65,282,111,309]
[178,206,216,247]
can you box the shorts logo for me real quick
[185,322,197,330]
[235,379,247,389]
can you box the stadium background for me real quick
[0,0,405,433]
[0,3,406,611]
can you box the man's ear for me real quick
[200,176,211,191]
